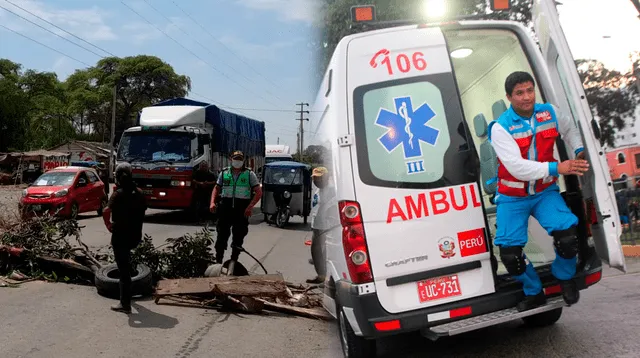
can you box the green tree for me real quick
[577,58,639,147]
[0,59,29,151]
[0,55,192,151]
[89,55,192,142]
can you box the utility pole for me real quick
[109,84,117,184]
[277,137,280,145]
[295,102,309,157]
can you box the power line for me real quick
[142,0,285,104]
[0,4,105,59]
[171,0,286,98]
[121,1,281,109]
[3,0,116,57]
[0,24,91,67]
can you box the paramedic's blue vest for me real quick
[487,103,560,198]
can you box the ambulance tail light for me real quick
[339,200,373,284]
[585,270,602,286]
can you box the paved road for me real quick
[2,211,340,358]
[2,207,640,357]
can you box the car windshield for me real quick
[32,171,76,186]
[263,167,303,185]
[117,131,192,162]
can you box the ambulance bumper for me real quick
[335,261,603,339]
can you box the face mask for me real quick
[231,160,243,169]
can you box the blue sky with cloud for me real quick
[0,0,321,149]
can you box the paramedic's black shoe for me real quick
[516,291,547,312]
[560,279,580,305]
[110,303,131,314]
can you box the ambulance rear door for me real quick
[346,25,496,314]
[533,0,626,272]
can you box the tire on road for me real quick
[94,263,154,300]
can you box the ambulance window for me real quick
[556,56,580,128]
[352,73,477,189]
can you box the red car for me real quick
[19,166,107,219]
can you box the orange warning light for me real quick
[490,0,511,11]
[351,5,376,23]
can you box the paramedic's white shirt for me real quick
[490,104,584,182]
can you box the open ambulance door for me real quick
[532,0,626,272]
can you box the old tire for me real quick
[337,300,376,358]
[522,307,563,327]
[95,263,153,300]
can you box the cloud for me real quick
[235,0,321,23]
[216,35,299,63]
[0,0,117,42]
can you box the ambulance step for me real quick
[428,297,566,337]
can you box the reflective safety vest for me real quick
[487,103,559,197]
[220,168,252,199]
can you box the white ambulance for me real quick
[308,1,627,357]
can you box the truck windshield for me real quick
[117,132,192,163]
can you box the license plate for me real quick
[417,275,462,303]
[32,205,41,211]
[142,190,153,195]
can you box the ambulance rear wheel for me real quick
[522,307,563,327]
[337,301,376,358]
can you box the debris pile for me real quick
[0,215,101,284]
[153,274,331,320]
[1,217,332,320]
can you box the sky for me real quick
[0,0,638,152]
[0,0,321,150]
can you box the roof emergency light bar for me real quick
[350,1,513,30]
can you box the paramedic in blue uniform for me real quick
[488,71,590,312]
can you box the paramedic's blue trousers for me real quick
[494,189,578,296]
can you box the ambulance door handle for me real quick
[590,118,601,140]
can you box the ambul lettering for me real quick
[386,183,482,223]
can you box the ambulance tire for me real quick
[522,307,563,328]
[336,300,376,358]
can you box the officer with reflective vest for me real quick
[487,71,589,312]
[210,151,262,264]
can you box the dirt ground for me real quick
[0,185,24,225]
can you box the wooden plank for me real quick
[154,274,287,297]
[256,299,334,321]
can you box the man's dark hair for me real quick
[505,71,535,96]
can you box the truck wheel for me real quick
[522,307,563,327]
[94,263,153,300]
[337,301,376,358]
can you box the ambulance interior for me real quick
[443,28,569,274]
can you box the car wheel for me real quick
[70,202,79,219]
[336,300,376,358]
[94,263,154,300]
[522,307,563,327]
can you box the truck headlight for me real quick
[283,191,291,198]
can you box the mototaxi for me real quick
[260,161,312,227]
